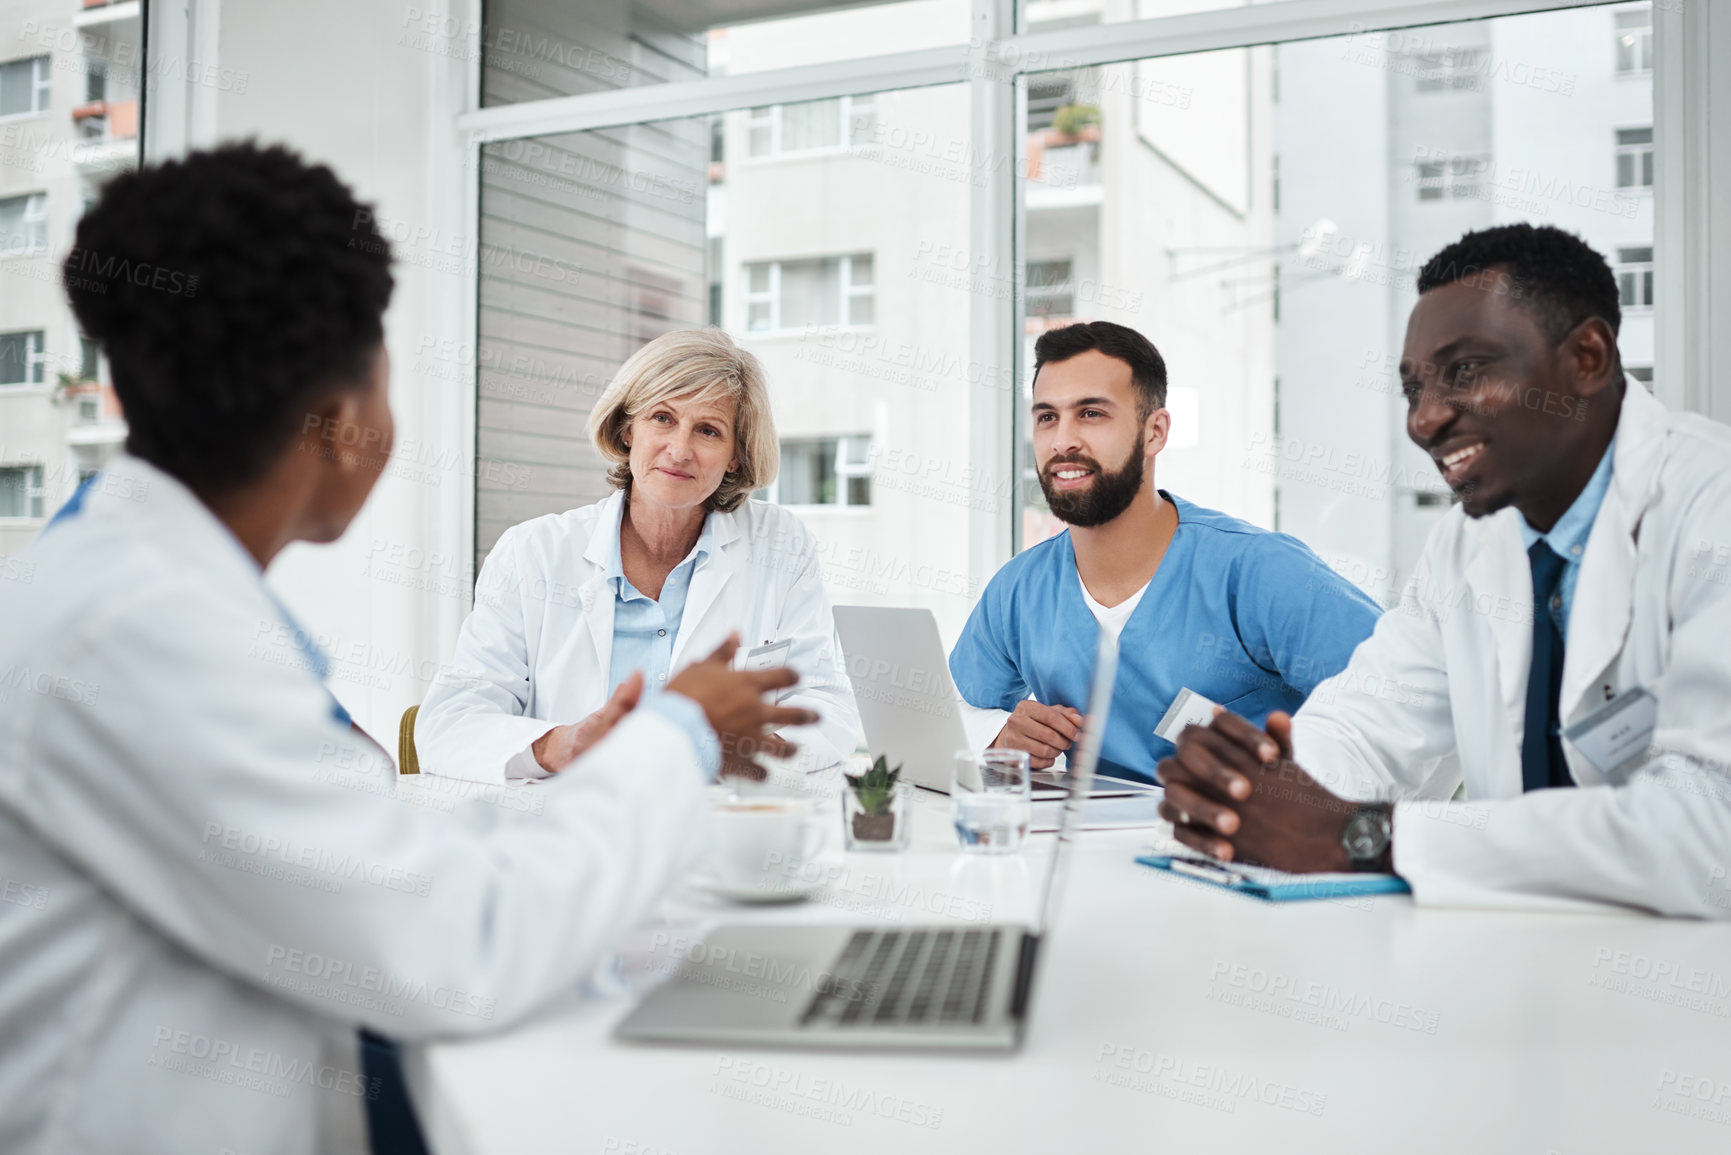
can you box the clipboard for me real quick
[1136,854,1410,902]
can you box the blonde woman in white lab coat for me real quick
[417,328,861,783]
[0,143,815,1155]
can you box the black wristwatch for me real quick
[1340,804,1393,872]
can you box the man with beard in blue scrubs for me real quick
[949,322,1382,783]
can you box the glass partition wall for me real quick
[1016,5,1656,604]
[467,0,1663,638]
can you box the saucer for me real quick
[688,872,823,905]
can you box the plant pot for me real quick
[842,780,912,852]
[850,812,898,842]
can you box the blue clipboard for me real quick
[1136,854,1410,902]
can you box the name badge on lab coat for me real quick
[744,639,793,702]
[1154,687,1221,743]
[1563,687,1658,777]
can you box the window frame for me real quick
[1617,245,1655,311]
[1412,47,1485,93]
[743,93,877,161]
[1615,125,1654,191]
[1025,256,1076,319]
[448,0,1725,590]
[0,191,48,256]
[0,55,52,120]
[1615,7,1653,76]
[0,329,47,388]
[765,434,874,509]
[1414,155,1488,201]
[741,253,875,333]
[0,463,47,521]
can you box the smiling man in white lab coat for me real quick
[1157,223,1731,918]
[0,143,816,1154]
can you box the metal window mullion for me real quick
[1000,0,1605,72]
[969,0,1016,574]
[1652,0,1728,419]
[458,1,1605,145]
[837,254,849,326]
[461,44,971,142]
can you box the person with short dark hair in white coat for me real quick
[0,142,815,1155]
[1158,223,1731,918]
[417,327,861,782]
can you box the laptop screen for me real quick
[1032,632,1119,935]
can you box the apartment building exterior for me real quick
[1274,3,1654,602]
[0,0,138,562]
[714,0,1275,636]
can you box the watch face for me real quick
[1343,809,1389,860]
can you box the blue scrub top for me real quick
[949,492,1382,783]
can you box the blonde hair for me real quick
[587,328,779,513]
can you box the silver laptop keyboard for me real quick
[801,928,1002,1029]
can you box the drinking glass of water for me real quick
[952,748,1032,854]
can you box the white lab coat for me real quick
[1293,381,1731,917]
[416,490,861,782]
[0,456,713,1155]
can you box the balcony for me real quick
[1026,125,1102,210]
[61,382,126,448]
[74,1,142,30]
[72,100,139,174]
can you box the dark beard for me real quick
[1039,439,1146,527]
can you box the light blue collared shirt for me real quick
[1518,435,1615,639]
[604,514,720,776]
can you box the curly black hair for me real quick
[1416,223,1621,348]
[64,141,395,493]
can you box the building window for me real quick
[770,436,872,506]
[746,95,876,158]
[0,465,46,519]
[78,335,99,381]
[743,254,874,331]
[1626,365,1654,391]
[1413,49,1484,93]
[1026,258,1075,318]
[1027,75,1075,132]
[1617,246,1654,310]
[1615,8,1653,75]
[0,56,50,117]
[1616,127,1654,190]
[0,193,47,254]
[1415,156,1486,201]
[0,330,46,385]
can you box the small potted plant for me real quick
[843,755,911,851]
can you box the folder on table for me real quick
[1136,854,1410,902]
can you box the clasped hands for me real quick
[1155,709,1364,874]
[531,634,817,780]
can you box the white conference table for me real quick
[403,776,1731,1155]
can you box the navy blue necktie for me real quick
[1521,541,1572,792]
[360,1030,431,1155]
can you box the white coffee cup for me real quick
[711,796,825,895]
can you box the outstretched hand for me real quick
[532,671,645,774]
[667,634,821,780]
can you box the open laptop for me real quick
[832,605,1149,798]
[615,634,1118,1051]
